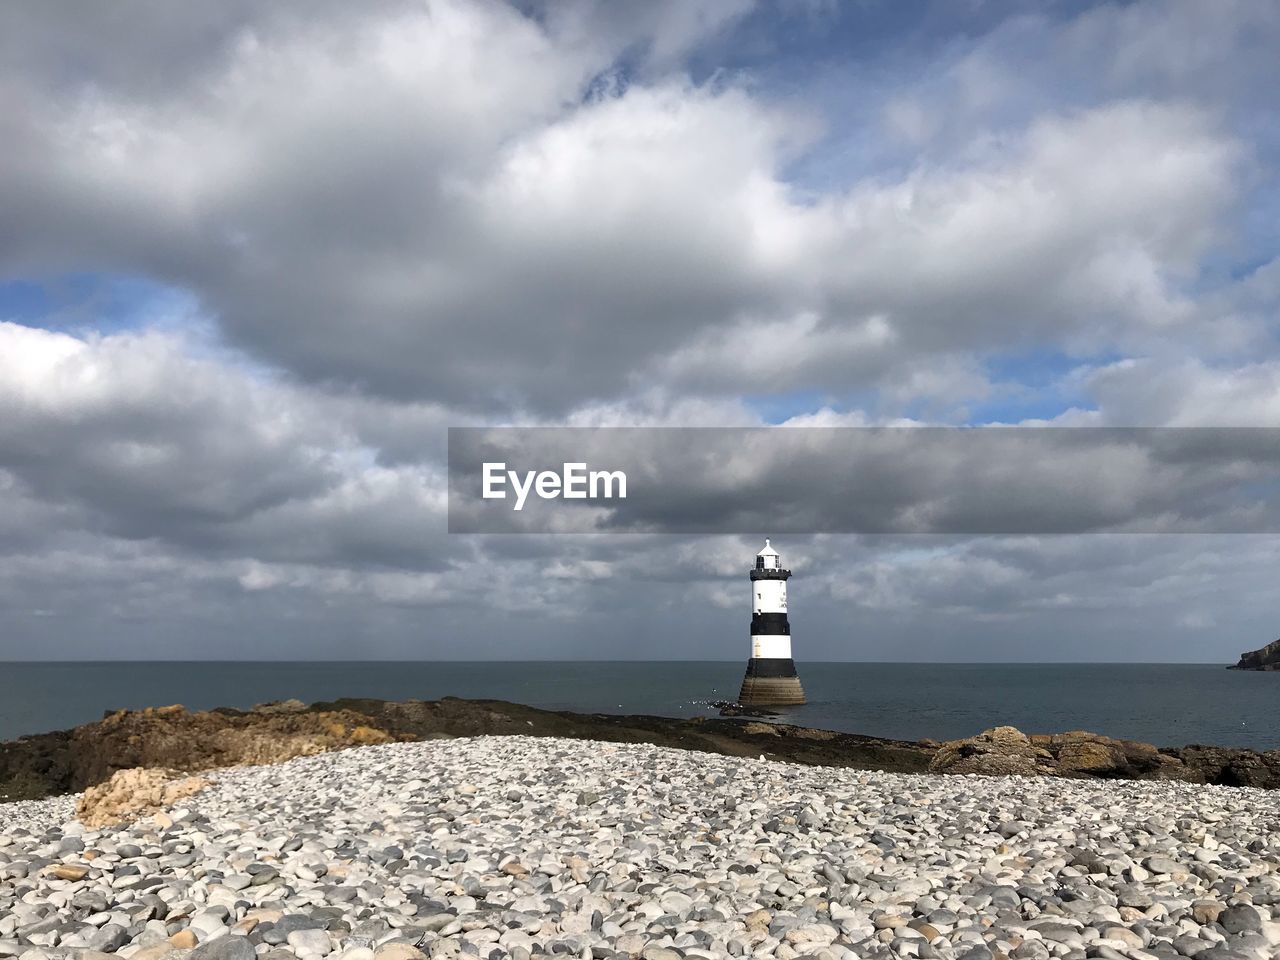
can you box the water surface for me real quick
[0,661,1272,750]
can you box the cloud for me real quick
[0,1,1248,416]
[1082,357,1280,427]
[0,322,452,571]
[0,1,1277,661]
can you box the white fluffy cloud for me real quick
[1,2,1251,414]
[0,0,1278,659]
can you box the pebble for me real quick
[1,737,1278,960]
[190,939,256,960]
[287,930,333,956]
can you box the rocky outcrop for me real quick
[69,703,399,789]
[1033,730,1186,779]
[75,766,211,828]
[931,725,1280,786]
[1,697,933,801]
[1231,638,1280,670]
[1171,744,1280,788]
[6,698,1280,802]
[929,726,1055,777]
[1,701,404,801]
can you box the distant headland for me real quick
[1230,638,1280,670]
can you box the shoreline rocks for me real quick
[932,727,1280,787]
[5,697,1280,804]
[0,702,407,803]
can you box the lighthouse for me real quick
[738,539,806,706]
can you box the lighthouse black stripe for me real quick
[743,657,799,678]
[750,569,791,582]
[751,612,790,635]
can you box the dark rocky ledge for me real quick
[1230,637,1280,670]
[3,696,1279,802]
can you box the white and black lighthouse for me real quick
[738,539,806,706]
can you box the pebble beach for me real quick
[2,737,1279,960]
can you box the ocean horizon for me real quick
[2,660,1274,751]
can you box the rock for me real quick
[75,768,211,828]
[784,925,837,945]
[1,701,413,802]
[270,915,324,940]
[287,930,332,956]
[248,866,279,886]
[1169,745,1280,788]
[1100,927,1143,949]
[1010,943,1049,960]
[1050,733,1125,774]
[373,947,427,960]
[1171,935,1212,957]
[190,913,228,939]
[909,923,940,942]
[128,946,184,960]
[1218,905,1263,935]
[169,931,198,949]
[189,939,256,960]
[1191,901,1224,924]
[929,727,1055,777]
[1230,638,1280,670]
[89,925,130,953]
[1117,886,1153,909]
[659,892,693,915]
[252,700,309,715]
[47,863,90,880]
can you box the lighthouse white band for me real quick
[752,579,787,614]
[751,635,793,659]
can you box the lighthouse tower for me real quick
[738,539,806,706]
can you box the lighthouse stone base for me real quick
[738,658,806,706]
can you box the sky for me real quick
[1,0,1279,662]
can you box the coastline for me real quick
[5,662,1274,753]
[4,696,1280,804]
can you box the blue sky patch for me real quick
[0,273,200,337]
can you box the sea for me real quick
[0,661,1275,751]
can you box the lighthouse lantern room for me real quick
[738,538,806,706]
